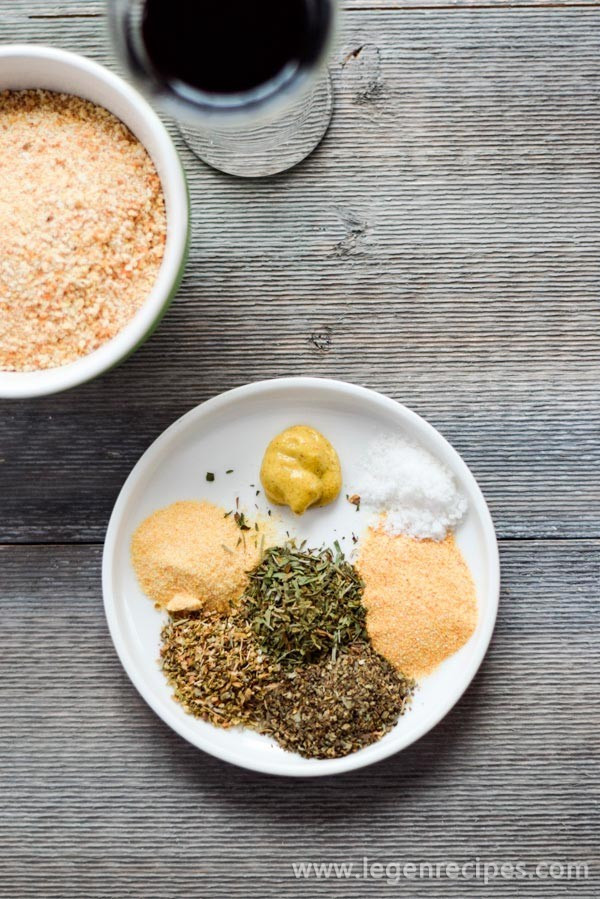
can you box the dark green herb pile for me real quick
[244,544,368,667]
[161,542,414,759]
[259,644,414,759]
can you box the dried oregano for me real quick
[160,609,281,728]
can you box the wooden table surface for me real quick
[1,2,599,897]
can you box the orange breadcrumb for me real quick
[0,90,166,372]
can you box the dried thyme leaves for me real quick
[244,544,368,668]
[161,609,281,728]
[259,644,414,759]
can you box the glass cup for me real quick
[108,0,338,177]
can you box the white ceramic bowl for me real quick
[103,377,500,777]
[0,45,189,399]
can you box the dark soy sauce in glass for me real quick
[141,0,331,99]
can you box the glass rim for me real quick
[108,0,339,120]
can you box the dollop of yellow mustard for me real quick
[260,425,342,515]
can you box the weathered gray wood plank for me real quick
[0,9,598,542]
[6,0,600,20]
[0,541,598,898]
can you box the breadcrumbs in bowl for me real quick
[0,89,167,372]
[0,44,189,398]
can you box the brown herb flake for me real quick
[234,511,251,531]
[347,493,361,511]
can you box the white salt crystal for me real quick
[355,435,467,540]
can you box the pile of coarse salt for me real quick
[354,435,467,541]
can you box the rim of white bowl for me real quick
[0,44,189,399]
[102,377,501,777]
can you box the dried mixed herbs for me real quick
[159,541,414,759]
[244,544,368,668]
[259,643,414,759]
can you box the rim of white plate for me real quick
[102,377,500,777]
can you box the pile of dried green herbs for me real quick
[161,608,281,728]
[244,543,367,667]
[261,643,413,759]
[160,543,414,758]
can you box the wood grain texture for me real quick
[0,9,599,541]
[7,0,600,20]
[0,542,598,898]
[0,6,598,898]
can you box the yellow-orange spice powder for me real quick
[356,526,477,679]
[131,500,263,614]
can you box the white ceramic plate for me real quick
[103,378,500,776]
